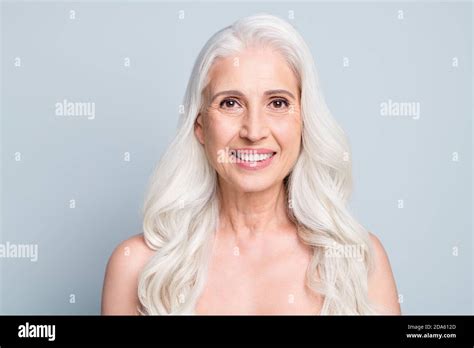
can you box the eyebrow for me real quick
[210,89,296,102]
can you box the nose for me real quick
[239,105,270,142]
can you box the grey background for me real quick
[0,1,472,314]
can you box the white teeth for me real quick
[234,151,274,162]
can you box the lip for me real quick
[231,148,276,155]
[229,149,277,171]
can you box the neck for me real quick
[216,177,294,241]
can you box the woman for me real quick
[101,13,401,315]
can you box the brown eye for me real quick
[270,98,289,109]
[219,98,241,109]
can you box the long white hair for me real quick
[138,13,379,315]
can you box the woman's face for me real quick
[195,46,302,193]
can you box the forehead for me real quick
[206,46,299,95]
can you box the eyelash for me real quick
[219,98,290,110]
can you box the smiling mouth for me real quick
[230,150,277,163]
[229,149,276,164]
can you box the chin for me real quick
[233,176,277,193]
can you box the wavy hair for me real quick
[138,13,379,315]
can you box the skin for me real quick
[101,46,401,315]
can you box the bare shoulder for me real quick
[101,233,156,315]
[367,232,402,315]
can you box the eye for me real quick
[269,98,290,109]
[219,98,241,110]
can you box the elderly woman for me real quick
[102,14,400,315]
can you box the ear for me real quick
[194,113,204,145]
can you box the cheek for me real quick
[203,115,238,160]
[272,115,302,153]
